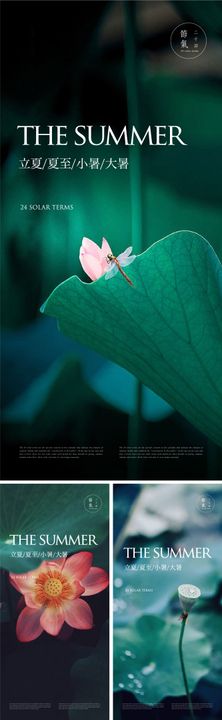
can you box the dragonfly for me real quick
[105,246,136,286]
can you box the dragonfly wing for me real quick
[117,246,133,263]
[105,263,118,280]
[120,254,136,267]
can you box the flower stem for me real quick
[179,616,196,720]
[124,0,143,479]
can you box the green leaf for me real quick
[42,231,222,446]
[0,484,109,572]
[114,615,211,705]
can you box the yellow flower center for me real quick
[44,578,63,598]
[34,569,83,608]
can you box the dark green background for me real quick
[1,1,222,479]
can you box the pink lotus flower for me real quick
[9,551,109,642]
[79,236,112,281]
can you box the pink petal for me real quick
[24,592,41,609]
[64,551,93,580]
[70,580,85,598]
[33,559,67,575]
[16,607,43,642]
[17,596,26,612]
[10,569,38,595]
[102,237,112,256]
[101,257,110,274]
[82,567,109,596]
[40,607,65,636]
[79,248,103,281]
[10,560,67,598]
[64,598,93,630]
[44,558,67,570]
[61,579,84,600]
[82,237,101,258]
[10,575,22,592]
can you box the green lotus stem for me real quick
[124,0,143,479]
[179,616,196,720]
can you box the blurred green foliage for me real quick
[114,615,211,705]
[0,483,109,572]
[173,1,222,36]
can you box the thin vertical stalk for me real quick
[179,617,196,720]
[124,0,143,480]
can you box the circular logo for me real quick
[170,22,207,60]
[196,493,215,514]
[83,494,102,513]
